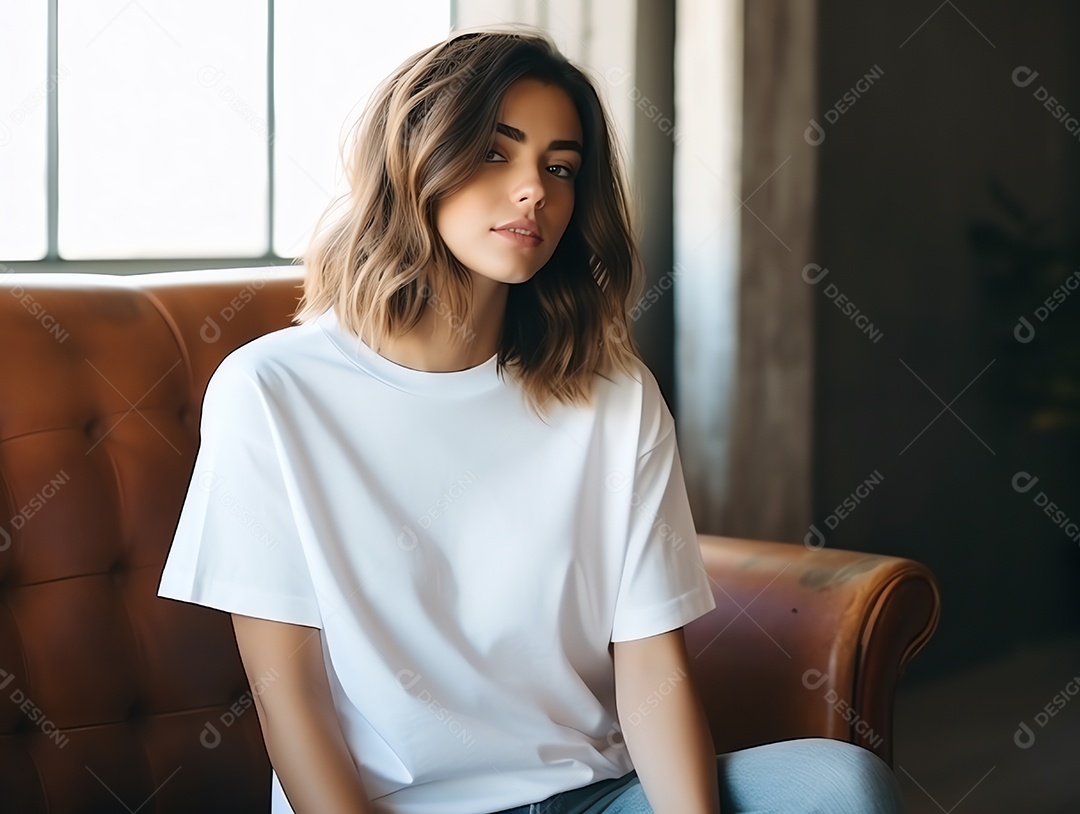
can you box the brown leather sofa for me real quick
[0,266,940,812]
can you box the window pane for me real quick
[0,3,48,260]
[58,0,267,259]
[273,1,450,258]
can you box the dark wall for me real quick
[812,1,1080,684]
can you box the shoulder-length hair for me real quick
[292,24,646,420]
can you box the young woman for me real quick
[158,26,905,814]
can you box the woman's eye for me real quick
[484,149,574,179]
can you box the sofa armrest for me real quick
[682,534,940,766]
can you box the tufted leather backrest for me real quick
[0,266,306,813]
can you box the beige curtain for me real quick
[677,0,819,542]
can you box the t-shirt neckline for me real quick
[316,307,502,397]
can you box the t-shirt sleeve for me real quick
[157,354,323,628]
[610,377,717,643]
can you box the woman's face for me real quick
[435,77,584,286]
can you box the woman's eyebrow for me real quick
[496,121,582,154]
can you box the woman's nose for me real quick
[512,167,545,209]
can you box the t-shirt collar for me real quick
[316,307,502,398]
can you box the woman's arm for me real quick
[231,614,376,814]
[612,626,721,814]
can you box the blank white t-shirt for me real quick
[157,305,717,814]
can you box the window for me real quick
[0,1,450,265]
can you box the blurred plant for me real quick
[967,178,1080,431]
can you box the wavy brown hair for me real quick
[292,24,646,420]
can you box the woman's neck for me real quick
[367,276,508,373]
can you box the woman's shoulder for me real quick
[205,319,324,397]
[599,353,665,403]
[592,354,672,442]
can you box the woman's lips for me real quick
[492,228,543,248]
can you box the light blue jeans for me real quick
[488,738,905,814]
